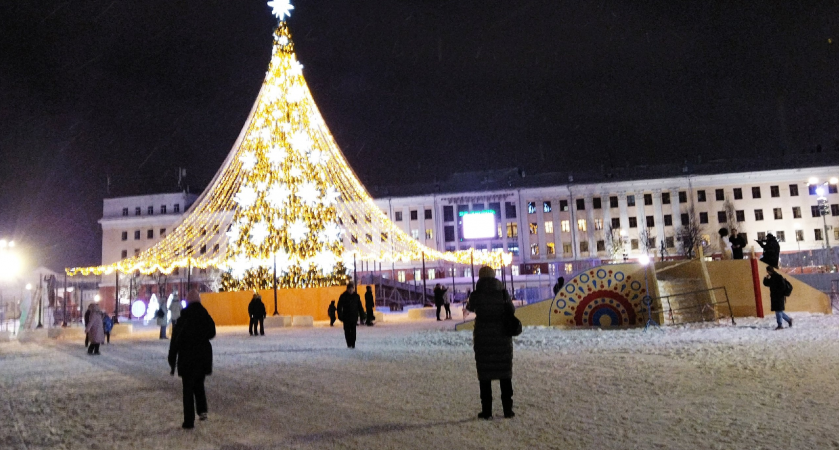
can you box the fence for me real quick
[653,286,736,326]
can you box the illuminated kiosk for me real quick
[66,1,510,325]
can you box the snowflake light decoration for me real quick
[267,183,291,209]
[288,219,309,243]
[240,151,257,171]
[267,0,294,20]
[290,131,312,153]
[288,165,303,179]
[312,249,337,273]
[307,149,328,166]
[322,187,341,205]
[318,222,342,243]
[267,145,288,165]
[297,181,321,206]
[286,85,305,103]
[289,58,304,76]
[250,221,271,246]
[233,186,259,208]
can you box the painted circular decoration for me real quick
[550,267,646,327]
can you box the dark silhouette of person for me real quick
[433,283,446,321]
[168,289,216,429]
[757,233,780,268]
[729,229,746,260]
[763,266,792,329]
[364,286,375,326]
[337,283,364,348]
[467,266,515,419]
[248,293,266,336]
[328,300,337,326]
[552,277,565,296]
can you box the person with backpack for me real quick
[763,266,793,330]
[103,314,113,344]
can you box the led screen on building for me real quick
[461,210,496,239]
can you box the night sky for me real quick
[0,0,836,271]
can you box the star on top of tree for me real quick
[267,0,294,20]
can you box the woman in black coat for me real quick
[763,266,792,330]
[168,289,216,429]
[466,266,515,419]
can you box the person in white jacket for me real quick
[169,295,182,325]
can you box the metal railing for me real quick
[652,286,736,326]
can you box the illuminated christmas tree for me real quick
[68,0,510,289]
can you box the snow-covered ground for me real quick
[0,314,837,450]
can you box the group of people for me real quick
[727,227,780,267]
[433,283,451,320]
[156,297,182,340]
[83,303,113,355]
[729,228,791,329]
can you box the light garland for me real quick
[65,1,512,287]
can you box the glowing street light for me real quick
[94,294,101,303]
[25,283,32,290]
[807,176,819,185]
[638,254,651,266]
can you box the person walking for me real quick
[364,286,375,326]
[103,313,113,344]
[552,277,565,296]
[85,305,106,355]
[466,266,515,420]
[84,303,94,348]
[729,229,746,260]
[156,306,168,339]
[168,289,216,429]
[328,300,337,327]
[248,293,266,336]
[442,287,452,320]
[337,283,364,349]
[169,295,182,326]
[434,284,445,321]
[763,266,793,330]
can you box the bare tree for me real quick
[605,226,625,261]
[639,226,655,255]
[677,204,705,259]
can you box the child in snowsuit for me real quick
[328,301,337,327]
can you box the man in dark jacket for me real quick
[433,284,446,321]
[247,293,266,336]
[763,266,792,330]
[729,229,746,260]
[83,303,94,348]
[168,289,216,429]
[467,266,515,420]
[757,234,780,268]
[552,277,565,296]
[328,300,337,326]
[364,286,375,326]
[337,283,364,348]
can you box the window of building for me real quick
[135,207,141,216]
[507,243,519,256]
[662,192,671,204]
[122,208,128,216]
[576,199,585,210]
[832,204,839,216]
[425,229,433,240]
[770,185,779,198]
[773,208,782,220]
[717,211,727,223]
[679,191,687,203]
[546,242,556,255]
[147,229,154,239]
[627,195,636,206]
[814,229,823,241]
[121,231,128,241]
[754,209,764,221]
[410,229,418,240]
[562,243,572,255]
[646,216,655,227]
[680,213,689,224]
[597,240,605,252]
[504,202,516,218]
[147,206,153,215]
[630,239,639,250]
[713,189,723,201]
[397,271,406,282]
[575,240,587,253]
[424,209,432,220]
[363,233,372,243]
[757,231,766,241]
[134,249,140,256]
[427,269,436,280]
[543,201,552,213]
[775,231,785,242]
[795,230,804,242]
[530,243,540,256]
[697,190,706,202]
[577,219,587,231]
[609,196,619,208]
[560,220,570,232]
[527,202,536,214]
[350,234,358,244]
[664,215,672,226]
[699,212,709,224]
[529,223,538,235]
[644,194,653,205]
[159,205,167,214]
[789,184,799,196]
[173,204,180,213]
[792,207,801,219]
[380,232,388,243]
[121,250,128,259]
[811,206,820,218]
[472,203,485,211]
[410,210,418,221]
[665,236,675,248]
[445,245,456,252]
[134,230,140,240]
[594,219,603,230]
[629,217,638,228]
[443,206,454,222]
[593,197,602,209]
[559,200,568,211]
[544,221,554,234]
[736,210,745,222]
[611,217,621,229]
[506,223,518,238]
[733,188,742,200]
[394,211,403,221]
[751,187,761,199]
[199,245,206,255]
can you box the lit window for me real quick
[398,271,406,282]
[564,263,573,273]
[544,221,554,234]
[546,243,555,255]
[428,269,435,280]
[425,229,433,240]
[543,201,552,213]
[506,223,518,238]
[411,229,419,240]
[511,265,519,276]
[577,219,587,231]
[507,243,519,256]
[528,202,536,214]
[594,219,603,230]
[530,244,540,256]
[560,220,570,232]
[529,223,538,235]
